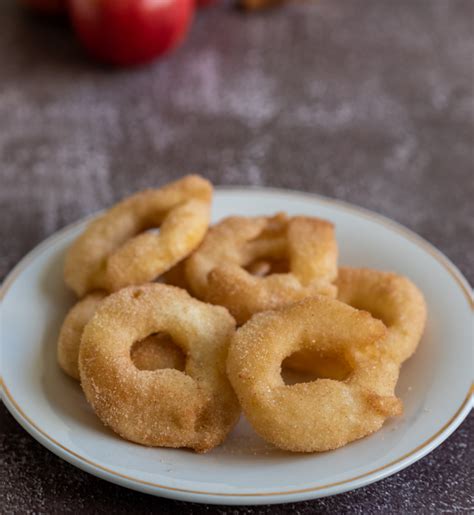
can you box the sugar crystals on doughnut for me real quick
[79,284,240,452]
[227,296,403,452]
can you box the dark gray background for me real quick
[1,0,473,512]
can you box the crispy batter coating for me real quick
[227,296,403,452]
[64,175,212,296]
[186,213,338,324]
[337,267,427,365]
[79,284,240,452]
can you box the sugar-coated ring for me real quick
[337,267,427,365]
[79,284,239,452]
[186,213,338,324]
[227,296,403,452]
[57,291,186,380]
[64,175,212,296]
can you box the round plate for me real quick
[1,187,472,505]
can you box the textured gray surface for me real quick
[1,0,473,512]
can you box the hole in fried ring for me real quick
[245,258,290,277]
[79,284,240,452]
[281,350,352,384]
[227,296,403,452]
[130,332,186,372]
[64,175,212,297]
[186,213,338,324]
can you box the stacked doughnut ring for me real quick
[64,175,212,296]
[186,213,338,324]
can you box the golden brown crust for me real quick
[64,175,212,296]
[227,296,402,452]
[79,284,240,452]
[185,214,338,324]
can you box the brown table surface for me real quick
[1,0,473,512]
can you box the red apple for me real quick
[68,0,194,66]
[19,0,66,14]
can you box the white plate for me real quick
[1,187,472,506]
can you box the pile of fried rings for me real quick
[58,175,427,453]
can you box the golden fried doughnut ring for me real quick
[227,296,402,452]
[186,213,338,324]
[57,292,185,379]
[79,284,239,452]
[64,175,212,296]
[337,267,427,365]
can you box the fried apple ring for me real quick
[336,267,427,365]
[79,284,239,452]
[186,213,338,324]
[64,175,212,296]
[227,296,403,452]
